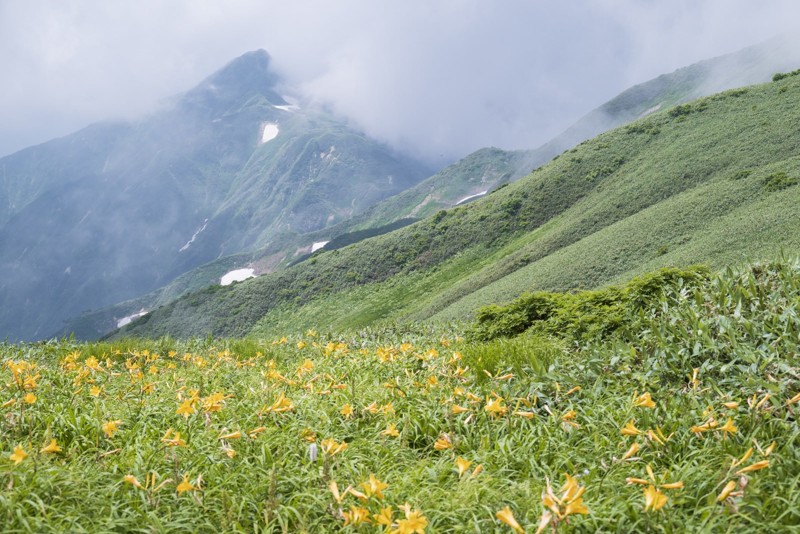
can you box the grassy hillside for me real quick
[306,33,800,231]
[61,36,800,341]
[4,261,800,531]
[116,69,800,340]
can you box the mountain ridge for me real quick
[0,50,431,341]
[115,70,800,339]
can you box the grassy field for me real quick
[4,261,800,532]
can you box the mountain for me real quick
[0,50,431,341]
[115,68,800,339]
[60,35,800,340]
[335,33,800,226]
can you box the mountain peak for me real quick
[181,49,287,110]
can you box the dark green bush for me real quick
[669,101,708,118]
[763,171,798,192]
[468,266,709,343]
[772,69,800,82]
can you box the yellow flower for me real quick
[123,474,144,489]
[434,434,453,451]
[689,368,700,390]
[176,474,197,493]
[340,403,354,419]
[643,485,668,512]
[455,456,473,477]
[561,410,580,430]
[374,506,394,526]
[470,464,484,478]
[485,398,508,417]
[620,421,642,436]
[161,429,186,447]
[262,393,294,413]
[690,419,718,433]
[752,393,771,411]
[622,442,640,461]
[717,480,737,502]
[219,430,242,440]
[223,446,236,458]
[513,410,535,419]
[9,445,28,464]
[102,420,122,438]
[176,399,196,418]
[395,504,428,534]
[248,426,267,438]
[763,441,777,456]
[320,438,348,456]
[296,341,306,350]
[381,423,400,437]
[537,473,588,531]
[329,480,344,503]
[735,460,769,475]
[731,447,753,467]
[719,418,737,435]
[634,392,656,409]
[496,506,524,533]
[361,474,389,500]
[342,505,371,527]
[89,386,103,397]
[23,393,36,404]
[451,404,469,414]
[201,391,230,413]
[722,401,739,409]
[40,439,62,454]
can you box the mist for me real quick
[1,1,800,164]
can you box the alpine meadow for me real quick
[4,13,800,533]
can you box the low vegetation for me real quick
[3,260,800,531]
[116,71,800,341]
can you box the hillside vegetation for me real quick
[60,35,800,341]
[3,260,800,531]
[118,70,800,340]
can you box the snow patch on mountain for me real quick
[455,190,488,205]
[261,123,279,143]
[221,268,256,286]
[180,219,209,252]
[640,103,663,117]
[117,310,148,328]
[311,241,329,253]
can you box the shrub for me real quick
[772,69,800,82]
[468,266,709,343]
[763,171,798,192]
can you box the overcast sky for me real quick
[1,0,799,163]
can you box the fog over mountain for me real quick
[2,1,799,163]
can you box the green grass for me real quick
[4,261,800,531]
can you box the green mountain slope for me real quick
[116,69,800,339]
[63,36,800,340]
[320,33,800,228]
[0,50,430,341]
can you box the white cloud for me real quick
[1,1,799,161]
